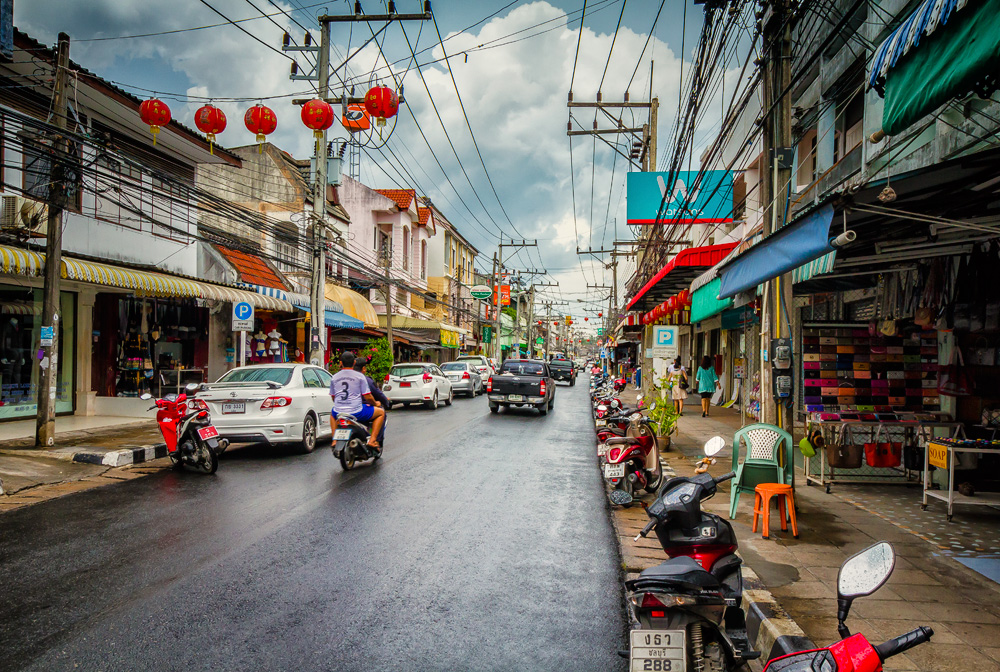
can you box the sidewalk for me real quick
[0,418,166,508]
[666,407,1000,671]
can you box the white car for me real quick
[455,355,493,382]
[196,363,335,453]
[382,362,453,409]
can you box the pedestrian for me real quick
[695,355,721,418]
[667,356,688,416]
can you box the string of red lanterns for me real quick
[642,289,693,325]
[138,98,171,145]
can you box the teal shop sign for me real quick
[627,171,733,225]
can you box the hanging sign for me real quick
[651,325,679,358]
[482,326,493,343]
[495,285,510,306]
[627,171,733,225]
[232,301,254,331]
[470,284,492,300]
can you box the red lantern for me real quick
[537,320,542,325]
[301,98,335,138]
[553,321,558,326]
[568,320,573,326]
[194,104,226,154]
[139,98,171,145]
[244,104,277,150]
[364,86,399,126]
[584,316,589,322]
[598,312,603,318]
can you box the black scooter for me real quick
[332,412,384,471]
[626,437,758,672]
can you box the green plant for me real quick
[648,402,680,437]
[363,337,393,383]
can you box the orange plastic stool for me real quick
[752,483,799,539]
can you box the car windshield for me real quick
[441,363,467,371]
[216,367,293,385]
[457,357,484,365]
[500,361,545,375]
[391,365,426,378]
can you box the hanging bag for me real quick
[937,346,974,396]
[864,425,902,469]
[827,425,864,469]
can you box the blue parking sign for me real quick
[232,301,254,331]
[652,326,678,357]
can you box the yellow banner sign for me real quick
[927,441,949,470]
[440,329,459,348]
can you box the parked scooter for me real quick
[763,542,932,671]
[332,411,385,470]
[603,403,664,505]
[142,384,226,474]
[625,436,753,670]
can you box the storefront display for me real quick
[0,285,75,419]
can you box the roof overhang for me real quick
[625,243,737,312]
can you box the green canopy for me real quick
[691,277,733,323]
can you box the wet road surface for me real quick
[0,377,626,671]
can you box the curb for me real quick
[70,444,169,467]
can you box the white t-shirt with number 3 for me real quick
[330,369,369,415]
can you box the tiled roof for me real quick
[215,245,287,290]
[375,188,416,211]
[417,207,432,226]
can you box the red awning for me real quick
[626,243,737,312]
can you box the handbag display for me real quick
[938,347,974,397]
[982,407,1000,428]
[863,427,902,469]
[827,426,864,469]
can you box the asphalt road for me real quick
[0,375,626,671]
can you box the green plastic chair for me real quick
[728,423,794,519]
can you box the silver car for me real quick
[197,363,335,453]
[382,362,453,409]
[440,361,484,397]
[455,355,493,382]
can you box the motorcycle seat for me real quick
[627,557,721,592]
[605,436,641,447]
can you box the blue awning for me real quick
[287,292,345,314]
[718,204,835,299]
[240,283,289,302]
[323,310,364,329]
[867,0,967,92]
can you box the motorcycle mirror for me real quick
[836,542,895,638]
[139,393,153,401]
[636,394,643,402]
[704,436,725,457]
[649,402,656,410]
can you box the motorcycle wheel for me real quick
[195,444,218,475]
[169,453,183,470]
[645,468,664,493]
[340,441,358,470]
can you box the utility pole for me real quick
[382,242,394,356]
[494,239,538,363]
[491,252,499,361]
[759,0,793,428]
[36,33,70,447]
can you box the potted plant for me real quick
[647,401,680,451]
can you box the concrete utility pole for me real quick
[36,33,70,447]
[494,240,537,362]
[307,23,331,367]
[382,242,394,356]
[491,252,499,361]
[759,0,794,428]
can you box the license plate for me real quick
[596,419,607,427]
[222,402,245,414]
[508,394,524,402]
[630,630,686,672]
[334,429,351,440]
[448,376,460,381]
[197,425,220,440]
[400,382,412,388]
[604,463,625,479]
[598,443,608,456]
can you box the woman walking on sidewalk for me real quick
[695,355,720,417]
[667,357,688,416]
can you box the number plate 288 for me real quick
[629,629,685,672]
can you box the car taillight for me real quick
[487,377,493,392]
[260,396,292,409]
[462,371,470,379]
[539,380,546,396]
[189,399,208,411]
[384,374,390,382]
[422,372,432,383]
[337,418,350,427]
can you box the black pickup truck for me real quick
[548,357,576,385]
[487,359,556,415]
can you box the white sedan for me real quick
[196,363,336,453]
[382,363,453,409]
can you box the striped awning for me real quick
[194,282,294,311]
[62,258,201,297]
[0,245,44,276]
[868,0,969,91]
[241,283,289,302]
[0,301,40,315]
[286,291,345,314]
[792,250,837,284]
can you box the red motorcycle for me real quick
[603,403,663,505]
[764,542,932,671]
[141,383,226,474]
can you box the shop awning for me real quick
[792,250,836,284]
[691,278,733,324]
[323,310,364,329]
[0,245,43,276]
[326,283,379,327]
[286,291,345,314]
[717,204,835,299]
[63,257,201,298]
[625,243,737,312]
[0,301,39,315]
[242,283,289,302]
[869,0,999,136]
[193,281,294,310]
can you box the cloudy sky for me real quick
[15,0,745,333]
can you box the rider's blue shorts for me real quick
[334,405,375,422]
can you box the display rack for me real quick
[804,419,965,492]
[158,368,206,397]
[922,439,1000,521]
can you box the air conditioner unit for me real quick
[1,196,47,236]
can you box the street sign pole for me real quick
[233,301,255,368]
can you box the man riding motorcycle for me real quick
[329,351,384,451]
[353,355,390,447]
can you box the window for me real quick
[23,137,82,212]
[378,229,391,264]
[218,366,293,385]
[421,240,427,279]
[316,369,333,387]
[274,222,299,272]
[391,364,428,378]
[301,368,324,388]
[402,227,410,271]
